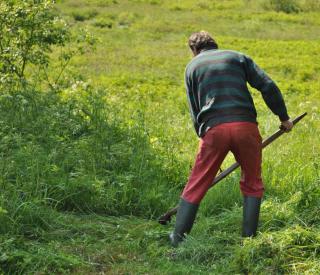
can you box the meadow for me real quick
[0,0,319,273]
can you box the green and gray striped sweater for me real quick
[185,49,289,137]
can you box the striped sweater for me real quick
[185,49,289,137]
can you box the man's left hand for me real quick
[280,120,293,132]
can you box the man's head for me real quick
[188,31,218,56]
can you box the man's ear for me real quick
[191,46,198,56]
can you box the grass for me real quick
[2,193,319,273]
[1,0,320,273]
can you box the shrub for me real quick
[72,10,98,22]
[117,12,139,27]
[0,0,70,90]
[93,18,113,28]
[262,0,301,13]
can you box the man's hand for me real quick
[280,120,293,132]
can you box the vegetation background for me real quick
[0,0,319,273]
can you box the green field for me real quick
[0,0,320,273]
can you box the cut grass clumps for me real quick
[295,180,320,217]
[234,226,320,273]
[164,196,320,273]
[172,231,240,268]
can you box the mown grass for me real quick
[1,0,320,273]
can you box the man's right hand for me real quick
[280,120,293,132]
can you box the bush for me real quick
[117,12,139,27]
[262,0,301,13]
[72,10,98,22]
[0,0,70,90]
[93,18,113,28]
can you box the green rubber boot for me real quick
[242,196,261,237]
[169,198,199,247]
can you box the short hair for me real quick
[188,31,218,53]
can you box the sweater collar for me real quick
[199,47,218,53]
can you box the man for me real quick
[170,31,293,247]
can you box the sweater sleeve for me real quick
[243,55,289,121]
[185,68,201,136]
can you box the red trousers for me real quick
[182,122,264,204]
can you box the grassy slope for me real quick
[2,0,320,274]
